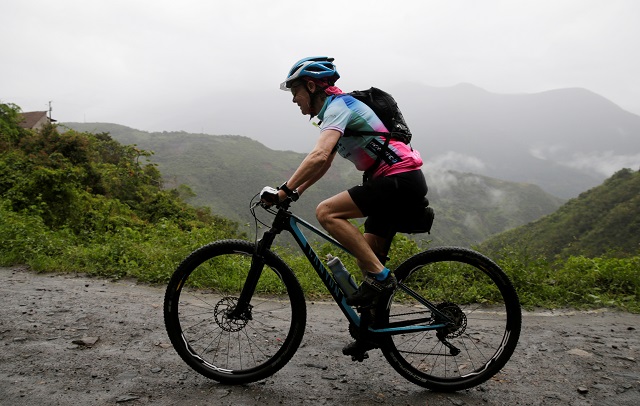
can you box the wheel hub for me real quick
[214,297,252,332]
[435,302,467,339]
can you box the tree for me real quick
[0,103,24,146]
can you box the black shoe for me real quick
[346,273,397,307]
[342,339,379,361]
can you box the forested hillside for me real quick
[63,122,564,246]
[0,103,243,279]
[480,168,640,259]
[427,171,565,246]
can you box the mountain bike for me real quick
[163,190,522,392]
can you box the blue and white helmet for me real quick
[280,56,340,91]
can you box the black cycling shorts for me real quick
[348,169,428,239]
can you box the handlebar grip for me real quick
[260,186,279,204]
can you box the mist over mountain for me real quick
[394,83,640,198]
[151,84,640,199]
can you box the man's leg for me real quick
[318,192,397,357]
[317,190,396,310]
[363,233,392,265]
[316,191,384,275]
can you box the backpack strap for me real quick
[362,134,392,183]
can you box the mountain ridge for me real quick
[65,84,640,198]
[383,84,640,197]
[62,122,564,247]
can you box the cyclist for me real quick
[264,56,428,335]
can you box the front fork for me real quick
[226,229,278,320]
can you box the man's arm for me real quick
[296,148,336,195]
[279,129,341,199]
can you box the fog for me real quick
[2,0,639,155]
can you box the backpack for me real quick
[342,87,413,180]
[343,87,412,144]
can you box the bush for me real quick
[494,244,640,312]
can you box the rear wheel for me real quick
[380,247,521,392]
[164,239,306,384]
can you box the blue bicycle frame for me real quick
[235,202,450,335]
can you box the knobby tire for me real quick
[379,246,521,392]
[163,240,307,384]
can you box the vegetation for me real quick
[0,103,244,282]
[493,247,639,312]
[480,168,640,259]
[1,104,638,313]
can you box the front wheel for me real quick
[164,239,307,384]
[380,247,521,392]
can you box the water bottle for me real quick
[326,254,359,297]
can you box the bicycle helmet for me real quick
[280,56,340,91]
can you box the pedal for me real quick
[343,339,377,362]
[350,352,369,362]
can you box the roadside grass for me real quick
[1,210,638,313]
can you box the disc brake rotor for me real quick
[214,297,252,332]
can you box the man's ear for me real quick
[306,80,316,94]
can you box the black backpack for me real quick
[342,87,412,179]
[344,87,412,144]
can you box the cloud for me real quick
[562,151,640,176]
[423,153,488,194]
[3,0,640,129]
[425,169,459,194]
[425,151,486,173]
[529,144,640,176]
[488,188,507,206]
[529,145,567,160]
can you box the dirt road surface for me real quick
[0,266,638,406]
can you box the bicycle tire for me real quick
[379,246,521,392]
[164,239,307,384]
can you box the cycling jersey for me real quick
[317,94,422,178]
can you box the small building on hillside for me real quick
[19,111,56,131]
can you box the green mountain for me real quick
[480,168,640,259]
[427,171,565,246]
[61,123,359,226]
[62,123,565,246]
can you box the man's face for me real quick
[290,81,312,116]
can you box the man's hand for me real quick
[260,186,281,207]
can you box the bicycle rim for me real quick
[164,240,306,384]
[381,246,521,392]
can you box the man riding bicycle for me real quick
[263,56,428,346]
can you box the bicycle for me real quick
[163,189,522,392]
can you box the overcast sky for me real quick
[2,0,639,151]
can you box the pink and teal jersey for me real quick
[317,94,422,178]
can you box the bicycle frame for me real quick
[234,202,449,335]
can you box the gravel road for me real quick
[0,266,638,406]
